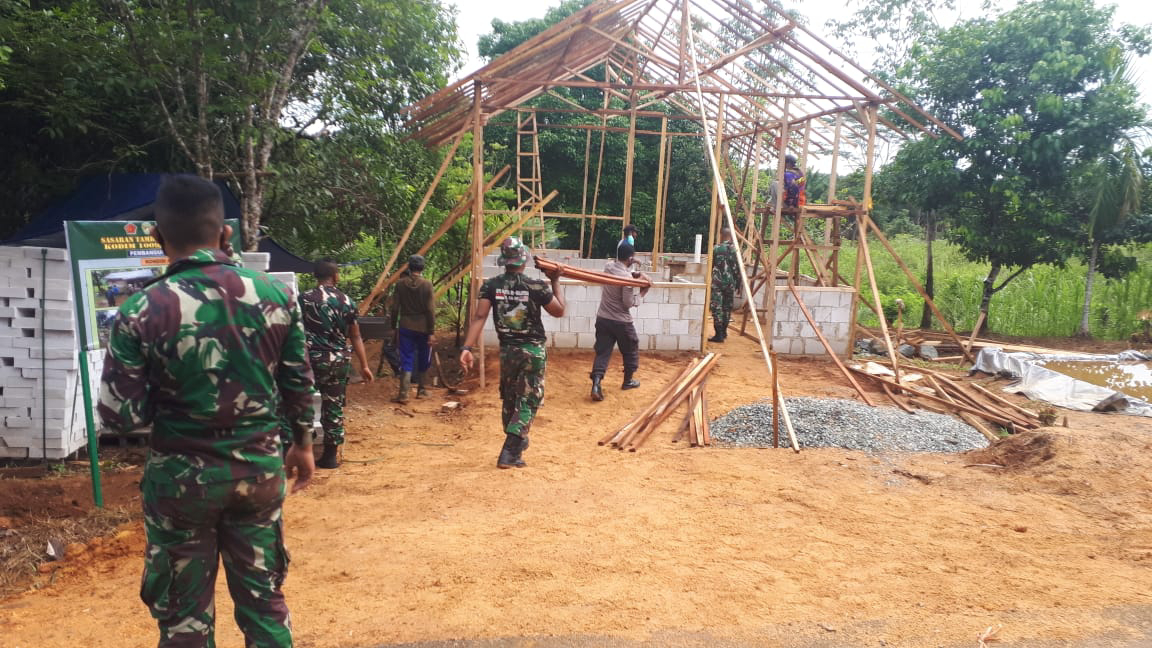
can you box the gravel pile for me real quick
[710,397,988,453]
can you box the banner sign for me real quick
[64,220,242,351]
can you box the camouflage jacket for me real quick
[481,271,554,344]
[712,241,740,291]
[98,248,315,484]
[300,283,358,364]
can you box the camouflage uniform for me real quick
[481,271,554,438]
[99,248,314,648]
[299,284,358,446]
[710,240,740,337]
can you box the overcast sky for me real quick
[450,0,1152,106]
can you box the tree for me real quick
[112,0,461,249]
[1071,137,1144,336]
[894,0,1150,332]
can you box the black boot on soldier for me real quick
[317,442,340,469]
[590,376,604,401]
[621,371,640,390]
[497,433,526,469]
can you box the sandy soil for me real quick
[2,333,1152,648]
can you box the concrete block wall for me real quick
[0,247,88,459]
[771,286,855,357]
[0,247,318,459]
[478,252,707,352]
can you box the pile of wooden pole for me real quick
[600,353,720,451]
[534,256,651,288]
[848,362,1042,441]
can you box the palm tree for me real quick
[1076,138,1144,337]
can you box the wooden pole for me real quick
[765,104,791,345]
[865,222,976,363]
[622,94,638,229]
[653,115,669,260]
[859,104,899,383]
[770,349,779,448]
[785,279,875,405]
[699,93,726,351]
[684,22,799,451]
[471,80,486,389]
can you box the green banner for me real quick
[64,220,241,351]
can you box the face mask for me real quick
[626,235,635,246]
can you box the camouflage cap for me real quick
[498,237,530,268]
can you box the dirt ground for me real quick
[2,332,1152,648]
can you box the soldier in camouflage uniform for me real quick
[99,175,316,648]
[459,237,566,469]
[299,259,374,469]
[709,227,741,343]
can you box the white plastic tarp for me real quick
[971,348,1152,417]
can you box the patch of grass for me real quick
[817,236,1152,340]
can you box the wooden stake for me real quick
[471,79,486,389]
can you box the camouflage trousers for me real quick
[312,355,350,446]
[710,286,735,331]
[140,468,291,647]
[499,341,547,438]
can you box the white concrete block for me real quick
[667,319,690,335]
[636,303,659,319]
[804,338,826,355]
[28,348,74,360]
[635,334,652,350]
[688,319,702,334]
[648,318,668,335]
[682,305,704,320]
[657,303,681,319]
[5,416,32,428]
[553,332,578,348]
[678,335,700,351]
[576,332,596,348]
[654,335,678,351]
[568,316,591,334]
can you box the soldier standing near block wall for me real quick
[459,237,565,469]
[98,175,316,647]
[300,259,374,469]
[709,227,740,343]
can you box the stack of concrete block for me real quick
[0,247,89,459]
[265,270,321,429]
[771,286,855,357]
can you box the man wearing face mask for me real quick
[99,174,315,647]
[617,224,638,259]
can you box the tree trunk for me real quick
[919,209,935,329]
[978,262,1000,336]
[1077,240,1099,337]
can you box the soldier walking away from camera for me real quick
[300,259,374,469]
[391,254,436,402]
[459,237,565,469]
[590,242,651,401]
[709,227,740,343]
[99,174,316,648]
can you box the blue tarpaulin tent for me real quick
[3,173,312,273]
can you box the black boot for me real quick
[621,371,640,390]
[496,433,526,469]
[317,442,339,469]
[414,371,429,399]
[392,371,411,403]
[590,376,604,401]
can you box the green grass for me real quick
[814,235,1152,340]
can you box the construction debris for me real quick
[600,353,720,451]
